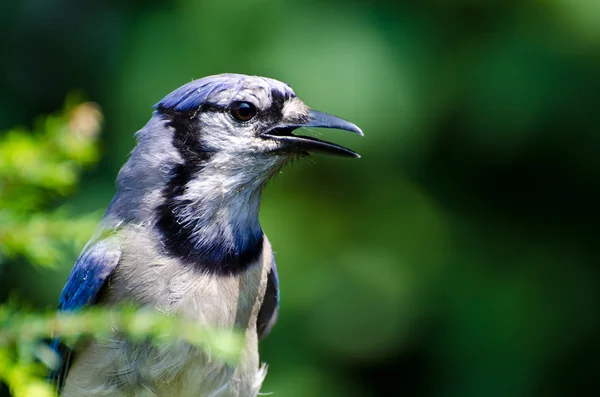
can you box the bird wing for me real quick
[50,235,121,391]
[57,237,121,311]
[257,255,280,340]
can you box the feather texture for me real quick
[51,234,121,391]
[155,74,294,113]
[53,73,360,396]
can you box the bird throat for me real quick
[153,110,267,275]
[156,163,265,276]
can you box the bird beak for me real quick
[262,109,363,158]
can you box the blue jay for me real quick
[53,73,362,397]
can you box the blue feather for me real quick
[50,237,121,390]
[58,239,121,311]
[271,260,280,310]
[154,74,243,112]
[154,74,294,112]
[257,255,280,340]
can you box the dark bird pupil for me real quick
[231,101,257,122]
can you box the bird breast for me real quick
[61,225,273,397]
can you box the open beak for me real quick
[262,109,363,158]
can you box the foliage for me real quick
[0,103,243,396]
[3,1,600,396]
[0,98,101,268]
[0,303,244,397]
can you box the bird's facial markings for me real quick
[201,89,292,126]
[154,111,264,276]
[161,89,295,141]
[259,89,289,125]
[157,84,310,167]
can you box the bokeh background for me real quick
[2,0,600,396]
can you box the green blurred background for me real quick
[2,0,600,396]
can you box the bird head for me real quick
[154,74,362,179]
[112,74,362,226]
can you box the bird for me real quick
[52,73,362,397]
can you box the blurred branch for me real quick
[0,303,245,396]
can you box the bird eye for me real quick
[230,101,257,122]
